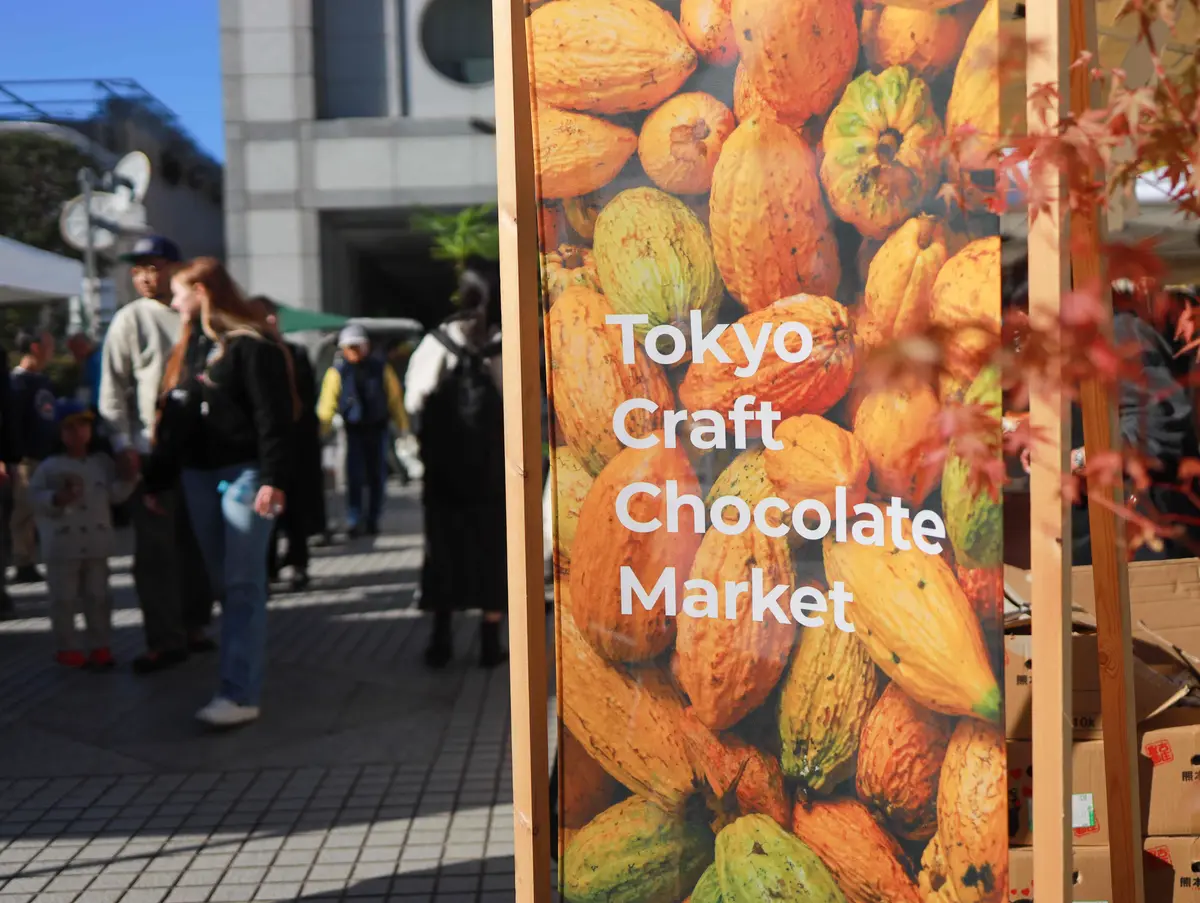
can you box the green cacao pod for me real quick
[563,796,714,903]
[593,186,724,338]
[942,365,1003,569]
[688,865,723,903]
[778,625,879,793]
[715,815,847,903]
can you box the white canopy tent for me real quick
[0,236,83,304]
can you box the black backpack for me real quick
[419,327,504,494]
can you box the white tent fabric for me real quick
[0,236,83,304]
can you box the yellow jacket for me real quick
[317,362,409,437]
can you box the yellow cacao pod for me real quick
[936,720,1007,903]
[534,106,637,200]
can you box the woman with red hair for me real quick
[151,258,297,727]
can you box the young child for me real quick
[29,400,137,669]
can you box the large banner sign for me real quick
[531,0,1006,900]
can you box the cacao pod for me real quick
[689,864,724,903]
[917,833,962,903]
[675,525,796,730]
[562,795,714,903]
[821,67,944,239]
[936,721,1007,903]
[853,381,943,505]
[955,563,1004,668]
[777,624,879,794]
[680,0,737,67]
[679,295,856,427]
[535,106,638,199]
[862,216,950,349]
[542,245,602,304]
[764,415,870,514]
[932,237,1001,400]
[540,203,570,251]
[861,2,976,79]
[560,728,618,829]
[530,0,698,114]
[679,709,790,829]
[732,64,802,130]
[704,449,788,538]
[549,446,595,578]
[546,287,673,475]
[943,367,1003,569]
[791,798,922,903]
[560,609,698,810]
[715,814,847,903]
[571,440,703,661]
[639,93,736,195]
[732,0,858,122]
[593,187,724,337]
[946,0,1001,173]
[709,117,840,312]
[856,683,953,841]
[823,529,1001,722]
[563,190,613,242]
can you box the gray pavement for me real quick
[0,484,548,903]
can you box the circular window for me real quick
[421,0,494,86]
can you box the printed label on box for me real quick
[1071,793,1096,830]
[1146,739,1175,765]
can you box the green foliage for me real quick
[0,133,92,258]
[410,204,501,287]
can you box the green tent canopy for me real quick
[275,304,348,334]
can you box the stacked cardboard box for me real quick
[1001,578,1200,901]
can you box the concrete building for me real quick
[219,0,497,324]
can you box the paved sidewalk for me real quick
[0,485,549,903]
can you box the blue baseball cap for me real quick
[55,398,94,425]
[120,235,182,263]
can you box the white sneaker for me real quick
[196,697,260,728]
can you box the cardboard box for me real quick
[1144,836,1200,902]
[1004,633,1186,741]
[1008,846,1113,902]
[1142,725,1200,835]
[1007,740,1152,847]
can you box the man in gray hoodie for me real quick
[98,236,213,673]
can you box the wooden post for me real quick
[1027,0,1073,900]
[1069,0,1145,898]
[492,0,553,899]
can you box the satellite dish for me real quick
[59,191,145,253]
[111,151,152,211]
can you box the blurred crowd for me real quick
[0,235,508,730]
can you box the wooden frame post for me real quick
[493,0,553,899]
[1027,0,1073,901]
[1068,0,1146,899]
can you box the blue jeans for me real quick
[181,465,274,707]
[345,428,387,529]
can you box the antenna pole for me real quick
[78,167,100,337]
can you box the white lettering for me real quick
[690,310,731,365]
[613,398,659,449]
[733,322,772,377]
[830,581,855,633]
[712,495,751,535]
[605,314,649,364]
[772,322,813,363]
[683,579,719,618]
[752,569,790,624]
[912,510,947,555]
[790,585,827,627]
[646,324,687,366]
[620,566,677,615]
[616,482,661,533]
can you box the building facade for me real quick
[220,0,497,322]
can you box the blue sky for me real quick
[0,0,224,159]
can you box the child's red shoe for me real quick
[55,650,87,668]
[87,648,116,671]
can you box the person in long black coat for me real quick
[249,297,326,589]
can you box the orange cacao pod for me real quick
[862,216,950,349]
[791,798,922,903]
[709,117,840,312]
[732,0,859,122]
[932,236,1002,402]
[853,381,943,504]
[549,445,595,578]
[535,107,637,200]
[763,415,870,514]
[560,609,698,811]
[560,728,618,829]
[529,0,697,114]
[680,0,737,67]
[955,562,1004,671]
[679,295,856,427]
[570,440,703,661]
[546,287,673,475]
[539,203,569,251]
[936,720,1007,903]
[861,2,976,79]
[675,523,797,730]
[679,709,790,829]
[639,92,736,195]
[856,683,953,841]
